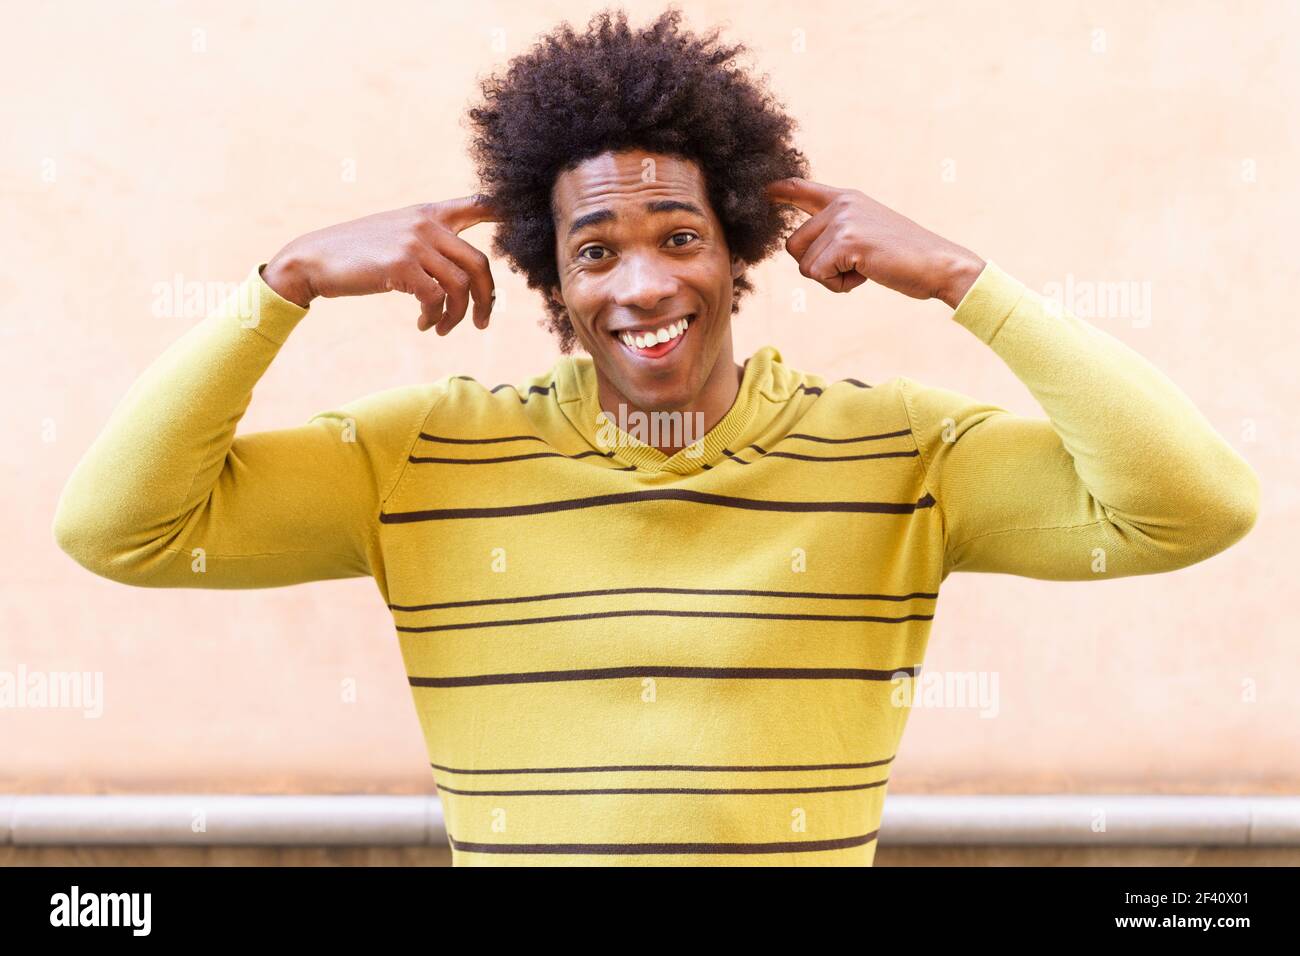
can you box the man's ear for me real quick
[730,255,745,280]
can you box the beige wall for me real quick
[3,1,1295,795]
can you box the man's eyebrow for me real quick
[566,199,707,238]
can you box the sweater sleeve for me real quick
[897,261,1259,581]
[52,263,446,589]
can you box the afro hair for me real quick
[465,5,811,353]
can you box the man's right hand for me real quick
[261,196,503,335]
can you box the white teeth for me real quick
[620,316,692,351]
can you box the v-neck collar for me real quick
[556,345,784,475]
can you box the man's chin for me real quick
[597,345,701,411]
[615,380,695,415]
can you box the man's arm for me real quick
[763,176,1259,580]
[53,197,502,588]
[899,261,1259,580]
[52,264,445,588]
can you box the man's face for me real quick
[550,149,744,413]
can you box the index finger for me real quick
[763,177,839,217]
[441,193,505,233]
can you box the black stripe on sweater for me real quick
[784,428,910,443]
[429,754,896,774]
[720,446,917,465]
[380,489,936,522]
[450,376,557,404]
[388,585,938,613]
[418,432,546,444]
[445,830,878,855]
[396,608,935,633]
[432,778,889,796]
[408,450,618,465]
[409,664,922,687]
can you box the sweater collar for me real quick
[556,345,784,475]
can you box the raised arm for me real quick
[53,197,502,588]
[899,262,1259,580]
[763,176,1259,580]
[52,264,446,588]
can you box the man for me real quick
[53,9,1258,866]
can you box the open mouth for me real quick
[611,314,696,360]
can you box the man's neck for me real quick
[596,353,747,457]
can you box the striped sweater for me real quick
[52,259,1259,865]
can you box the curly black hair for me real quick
[465,5,811,353]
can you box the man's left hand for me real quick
[765,177,985,309]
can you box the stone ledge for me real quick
[2,794,1298,846]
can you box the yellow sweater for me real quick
[53,260,1259,865]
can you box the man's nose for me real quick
[612,252,679,311]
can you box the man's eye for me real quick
[578,233,696,261]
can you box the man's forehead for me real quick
[552,151,707,219]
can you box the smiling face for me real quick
[550,149,745,416]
